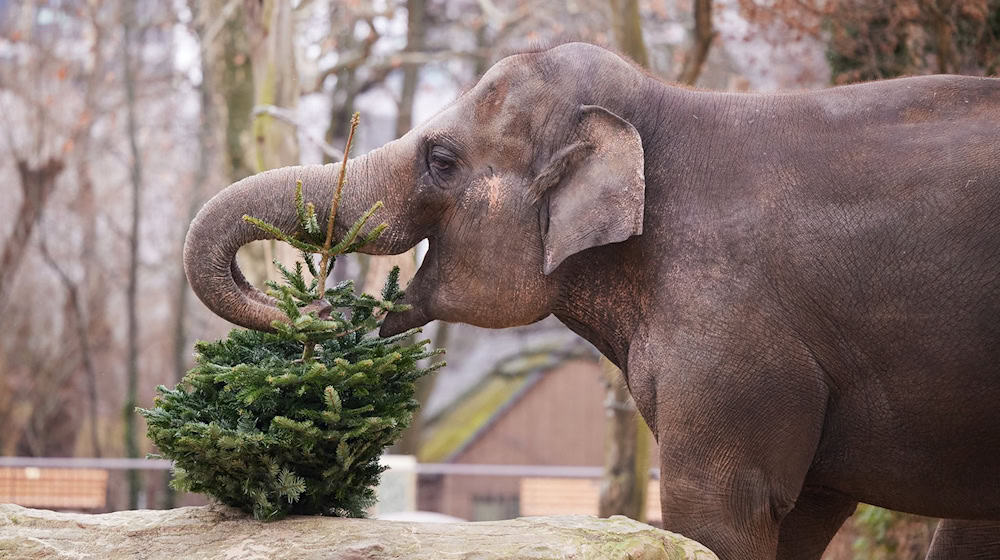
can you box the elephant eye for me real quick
[428,145,458,180]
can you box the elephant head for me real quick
[184,43,647,338]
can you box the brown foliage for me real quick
[738,0,1000,83]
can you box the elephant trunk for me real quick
[184,146,410,332]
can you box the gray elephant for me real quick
[184,43,1000,559]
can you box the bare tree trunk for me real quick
[74,0,110,460]
[597,357,651,521]
[74,152,106,460]
[396,0,426,138]
[925,0,956,74]
[203,0,269,296]
[245,0,299,172]
[162,0,221,509]
[243,0,300,285]
[215,2,255,183]
[676,0,716,86]
[0,159,63,311]
[609,0,649,67]
[325,64,358,163]
[39,244,102,458]
[324,3,366,156]
[392,320,445,456]
[122,0,144,510]
[361,0,423,306]
[600,3,652,520]
[369,0,428,456]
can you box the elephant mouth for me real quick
[379,241,438,337]
[380,302,432,337]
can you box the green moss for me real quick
[252,63,277,171]
[418,375,530,462]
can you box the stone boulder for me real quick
[0,503,717,560]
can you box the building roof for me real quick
[418,348,595,463]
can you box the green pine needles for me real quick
[140,113,443,520]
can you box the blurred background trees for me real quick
[1,0,995,555]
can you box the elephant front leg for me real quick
[640,339,831,560]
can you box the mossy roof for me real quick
[417,349,592,463]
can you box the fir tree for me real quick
[139,114,443,520]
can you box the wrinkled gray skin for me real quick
[184,43,1000,559]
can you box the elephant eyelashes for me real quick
[428,145,459,183]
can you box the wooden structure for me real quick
[520,477,661,523]
[0,467,108,510]
[417,352,659,522]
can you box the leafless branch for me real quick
[0,159,64,311]
[313,49,486,93]
[252,104,343,161]
[38,238,102,457]
[202,0,242,47]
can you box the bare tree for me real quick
[598,0,654,520]
[241,0,301,284]
[677,0,717,86]
[121,0,145,509]
[0,160,64,311]
[0,0,120,461]
[396,0,426,138]
[39,241,102,458]
[609,0,649,67]
[363,0,432,455]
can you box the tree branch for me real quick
[201,0,243,47]
[38,239,102,458]
[312,49,486,93]
[251,104,343,161]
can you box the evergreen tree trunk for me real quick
[600,2,652,521]
[121,0,144,510]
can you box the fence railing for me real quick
[0,456,662,520]
[0,456,660,478]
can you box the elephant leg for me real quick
[926,519,1000,559]
[637,334,831,560]
[775,487,857,560]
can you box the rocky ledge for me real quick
[0,503,717,560]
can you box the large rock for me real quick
[0,503,717,560]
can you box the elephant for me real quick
[183,43,1000,559]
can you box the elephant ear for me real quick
[532,105,645,275]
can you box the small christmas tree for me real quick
[139,114,442,520]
